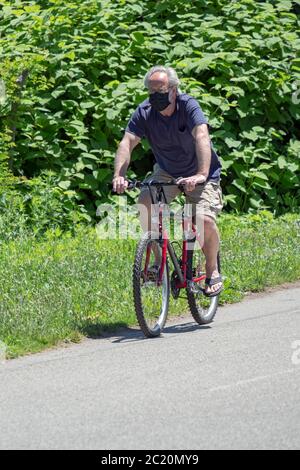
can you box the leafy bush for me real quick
[0,0,299,217]
[0,172,89,241]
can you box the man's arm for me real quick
[192,123,211,179]
[113,132,141,193]
[177,124,211,192]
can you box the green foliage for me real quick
[0,0,299,218]
[0,173,90,241]
[0,212,299,358]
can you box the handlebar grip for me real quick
[127,181,138,190]
[110,180,140,193]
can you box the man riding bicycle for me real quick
[113,65,223,297]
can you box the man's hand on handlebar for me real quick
[112,176,129,194]
[112,175,207,193]
[176,174,207,192]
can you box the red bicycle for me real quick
[128,179,221,338]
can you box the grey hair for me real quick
[144,65,181,91]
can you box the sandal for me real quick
[204,275,223,298]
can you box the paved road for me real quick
[1,286,300,450]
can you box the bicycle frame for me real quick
[144,182,206,289]
[130,179,220,337]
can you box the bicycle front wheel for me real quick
[133,232,170,337]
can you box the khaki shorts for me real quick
[140,164,223,221]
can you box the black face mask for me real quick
[149,91,171,112]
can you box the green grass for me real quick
[0,211,300,358]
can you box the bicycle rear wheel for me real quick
[186,239,220,325]
[133,232,170,337]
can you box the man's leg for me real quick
[138,190,162,265]
[201,216,222,295]
[186,181,223,296]
[138,190,154,234]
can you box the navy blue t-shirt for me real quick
[125,93,221,181]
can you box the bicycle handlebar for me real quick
[127,180,176,190]
[125,179,205,191]
[110,179,205,195]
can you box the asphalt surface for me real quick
[1,285,300,450]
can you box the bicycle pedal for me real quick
[187,281,203,294]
